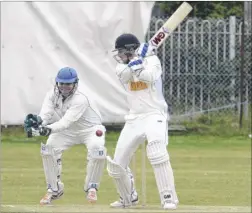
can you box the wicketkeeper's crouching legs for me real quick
[40,143,64,205]
[40,144,107,205]
[146,140,178,209]
[84,145,107,203]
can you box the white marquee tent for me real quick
[1,2,154,125]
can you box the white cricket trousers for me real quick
[113,113,168,167]
[46,125,106,159]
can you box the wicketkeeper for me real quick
[107,33,178,210]
[24,67,107,205]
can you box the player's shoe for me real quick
[110,191,139,208]
[86,188,97,203]
[40,182,64,205]
[163,201,177,210]
[162,195,178,210]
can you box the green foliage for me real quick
[156,1,243,18]
[182,109,251,136]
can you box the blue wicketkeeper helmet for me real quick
[55,67,79,83]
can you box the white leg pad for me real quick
[146,141,178,205]
[40,143,60,192]
[84,146,107,191]
[126,167,137,194]
[107,156,133,206]
[57,158,62,181]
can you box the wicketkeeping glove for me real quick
[28,126,51,137]
[24,114,43,137]
[39,126,52,136]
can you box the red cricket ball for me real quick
[96,130,103,137]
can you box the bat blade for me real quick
[149,2,193,49]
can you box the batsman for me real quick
[24,67,107,205]
[107,34,178,210]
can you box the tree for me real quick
[157,1,243,19]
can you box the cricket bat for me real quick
[148,2,193,50]
[132,2,192,82]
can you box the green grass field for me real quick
[1,128,251,212]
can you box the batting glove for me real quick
[128,57,143,73]
[137,43,154,58]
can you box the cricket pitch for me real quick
[1,204,251,213]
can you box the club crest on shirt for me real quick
[129,81,148,91]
